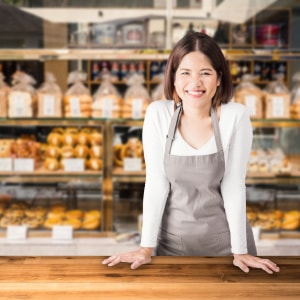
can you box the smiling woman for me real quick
[103,32,280,275]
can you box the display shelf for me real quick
[112,168,146,183]
[0,171,102,184]
[1,117,300,127]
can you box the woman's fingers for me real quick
[102,248,152,269]
[233,254,280,274]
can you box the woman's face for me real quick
[174,51,220,109]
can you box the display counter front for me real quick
[0,256,299,299]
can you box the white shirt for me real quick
[141,100,253,254]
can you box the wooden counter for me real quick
[0,256,299,299]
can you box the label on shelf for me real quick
[245,95,257,116]
[11,94,25,117]
[63,158,85,172]
[43,95,55,116]
[123,157,142,171]
[272,96,285,117]
[6,225,28,240]
[13,158,34,172]
[52,225,73,241]
[132,98,143,119]
[69,97,81,117]
[102,97,114,118]
[0,158,13,171]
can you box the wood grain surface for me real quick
[0,256,298,299]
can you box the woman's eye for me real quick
[200,72,211,76]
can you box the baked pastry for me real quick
[62,218,81,230]
[87,158,102,171]
[22,216,44,229]
[0,216,22,228]
[113,144,124,167]
[60,146,75,158]
[44,157,60,171]
[0,139,13,158]
[43,217,62,229]
[47,132,63,147]
[89,145,102,159]
[281,210,300,230]
[62,132,77,147]
[84,209,101,220]
[50,203,66,213]
[65,209,84,219]
[45,145,61,159]
[74,145,89,158]
[77,132,90,145]
[89,130,102,146]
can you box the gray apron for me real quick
[156,103,257,256]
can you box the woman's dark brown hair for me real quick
[164,32,233,107]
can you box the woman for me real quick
[103,32,280,274]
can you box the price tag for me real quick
[43,94,55,116]
[7,225,27,240]
[123,158,142,171]
[11,93,25,117]
[14,158,34,172]
[69,97,81,117]
[245,95,257,116]
[131,98,143,119]
[0,158,13,171]
[272,96,284,117]
[52,225,73,241]
[102,97,113,118]
[63,158,85,172]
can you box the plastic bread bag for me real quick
[64,70,92,118]
[37,72,62,118]
[234,74,264,118]
[123,73,151,119]
[264,73,291,119]
[92,72,122,118]
[8,70,36,118]
[290,71,300,119]
[151,73,166,101]
[0,73,10,118]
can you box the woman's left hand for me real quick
[233,253,280,274]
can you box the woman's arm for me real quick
[221,106,252,254]
[221,105,279,274]
[141,103,170,247]
[103,102,170,269]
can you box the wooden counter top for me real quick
[0,256,299,299]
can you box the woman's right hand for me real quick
[102,247,153,269]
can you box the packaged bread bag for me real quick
[264,73,291,119]
[64,71,92,118]
[37,72,62,118]
[92,73,122,118]
[0,73,9,118]
[234,74,264,118]
[151,73,165,101]
[122,73,151,119]
[8,70,36,118]
[290,71,300,119]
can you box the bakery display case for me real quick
[0,120,104,236]
[0,3,299,254]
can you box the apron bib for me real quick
[157,103,256,256]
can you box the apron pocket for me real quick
[157,229,184,256]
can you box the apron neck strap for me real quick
[210,106,223,152]
[165,103,182,155]
[164,103,223,156]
